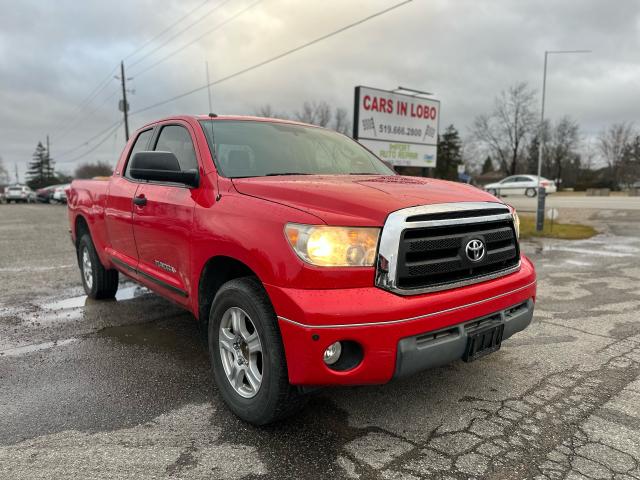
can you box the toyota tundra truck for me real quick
[67,115,536,425]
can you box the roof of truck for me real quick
[138,115,318,131]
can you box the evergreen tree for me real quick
[435,125,463,180]
[26,141,55,189]
[481,156,494,174]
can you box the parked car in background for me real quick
[36,185,58,203]
[484,175,557,197]
[5,184,36,203]
[52,184,70,203]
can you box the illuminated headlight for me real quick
[284,223,380,267]
[512,210,520,239]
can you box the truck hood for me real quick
[232,175,502,226]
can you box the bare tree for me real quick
[295,101,332,127]
[333,107,351,135]
[598,122,634,188]
[255,101,352,135]
[548,116,579,185]
[254,104,290,120]
[621,134,640,188]
[471,82,538,175]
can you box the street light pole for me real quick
[536,49,590,231]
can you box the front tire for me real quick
[208,277,306,425]
[77,233,119,299]
[525,187,537,197]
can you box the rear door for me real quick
[131,122,199,303]
[104,128,153,266]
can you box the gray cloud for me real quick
[0,0,638,178]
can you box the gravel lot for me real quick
[1,203,639,479]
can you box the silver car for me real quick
[484,175,557,197]
[5,185,36,203]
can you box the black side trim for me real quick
[111,256,188,298]
[111,256,136,272]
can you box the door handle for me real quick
[133,195,147,207]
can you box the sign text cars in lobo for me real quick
[353,86,439,168]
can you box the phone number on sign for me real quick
[378,124,423,137]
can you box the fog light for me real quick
[323,341,342,365]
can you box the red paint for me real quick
[67,115,536,386]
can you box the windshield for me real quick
[199,120,395,178]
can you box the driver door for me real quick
[131,122,200,304]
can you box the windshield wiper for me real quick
[265,172,312,176]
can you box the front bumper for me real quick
[394,298,533,378]
[266,255,536,386]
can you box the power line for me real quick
[52,64,119,137]
[128,0,237,69]
[57,121,124,165]
[52,1,211,137]
[130,0,413,116]
[131,0,264,77]
[58,118,123,159]
[55,89,119,143]
[123,0,211,61]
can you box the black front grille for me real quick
[396,219,520,290]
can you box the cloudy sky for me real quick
[1,0,638,179]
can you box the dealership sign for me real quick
[353,86,439,168]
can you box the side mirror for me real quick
[129,151,199,187]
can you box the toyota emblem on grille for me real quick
[465,239,485,262]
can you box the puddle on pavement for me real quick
[0,338,78,357]
[41,284,149,311]
[27,284,151,324]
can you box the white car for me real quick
[5,185,36,203]
[52,184,70,203]
[484,175,557,197]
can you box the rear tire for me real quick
[78,233,119,299]
[208,277,306,425]
[525,187,537,197]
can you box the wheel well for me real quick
[198,256,257,323]
[75,215,90,247]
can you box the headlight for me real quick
[512,210,520,239]
[284,223,380,267]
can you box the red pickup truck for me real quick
[67,115,536,425]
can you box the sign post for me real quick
[353,86,439,168]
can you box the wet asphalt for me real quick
[1,203,639,479]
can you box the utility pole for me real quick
[14,163,19,184]
[120,61,130,141]
[536,49,590,231]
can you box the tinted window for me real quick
[124,129,153,178]
[199,120,395,178]
[154,125,198,171]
